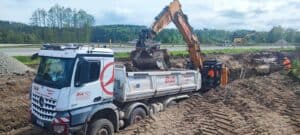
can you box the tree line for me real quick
[0,4,95,43]
[30,4,94,28]
[0,4,300,44]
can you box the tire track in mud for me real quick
[119,95,239,135]
[119,72,300,135]
[263,75,300,134]
[184,96,237,135]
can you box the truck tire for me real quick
[88,119,114,135]
[129,107,146,125]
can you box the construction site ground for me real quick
[1,51,300,135]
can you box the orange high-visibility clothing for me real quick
[283,58,291,71]
[221,67,229,87]
[208,69,215,78]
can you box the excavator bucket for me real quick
[131,49,170,70]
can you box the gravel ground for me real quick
[0,52,32,75]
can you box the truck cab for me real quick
[30,44,119,134]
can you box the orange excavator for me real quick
[131,0,228,88]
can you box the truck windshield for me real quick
[35,57,75,89]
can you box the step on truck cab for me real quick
[29,44,202,135]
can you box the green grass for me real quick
[115,52,130,59]
[170,47,295,57]
[13,56,40,65]
[14,47,296,66]
[292,60,300,80]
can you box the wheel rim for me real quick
[97,126,110,135]
[133,115,143,123]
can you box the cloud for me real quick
[97,11,128,24]
[0,0,299,31]
[252,9,267,15]
[219,10,246,19]
[288,1,300,8]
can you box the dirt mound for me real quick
[216,51,287,80]
[0,52,32,75]
[0,72,34,133]
[121,51,288,80]
[118,72,300,135]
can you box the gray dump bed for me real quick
[114,65,202,102]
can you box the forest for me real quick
[0,4,300,45]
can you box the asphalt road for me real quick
[0,45,295,56]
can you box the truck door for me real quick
[69,57,102,109]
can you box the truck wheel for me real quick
[88,119,114,135]
[129,107,146,125]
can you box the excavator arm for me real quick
[170,1,204,70]
[133,0,203,70]
[132,0,227,89]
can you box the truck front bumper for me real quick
[31,113,85,134]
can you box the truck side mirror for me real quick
[75,61,89,87]
[31,53,39,60]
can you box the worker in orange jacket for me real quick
[283,57,292,71]
[208,68,215,78]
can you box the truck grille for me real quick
[32,93,57,121]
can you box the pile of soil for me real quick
[0,52,32,75]
[120,51,289,81]
[118,72,300,135]
[0,72,34,133]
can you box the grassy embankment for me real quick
[292,60,300,80]
[14,47,295,66]
[291,47,300,80]
[14,56,40,65]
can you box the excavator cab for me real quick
[201,60,223,90]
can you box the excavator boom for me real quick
[170,1,204,70]
[132,0,203,70]
[131,0,226,89]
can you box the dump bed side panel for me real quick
[114,66,201,102]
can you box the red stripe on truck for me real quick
[99,62,114,96]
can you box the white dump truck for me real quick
[29,44,208,135]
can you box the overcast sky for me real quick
[0,0,300,31]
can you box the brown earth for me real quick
[118,72,300,135]
[1,51,299,135]
[0,72,34,134]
